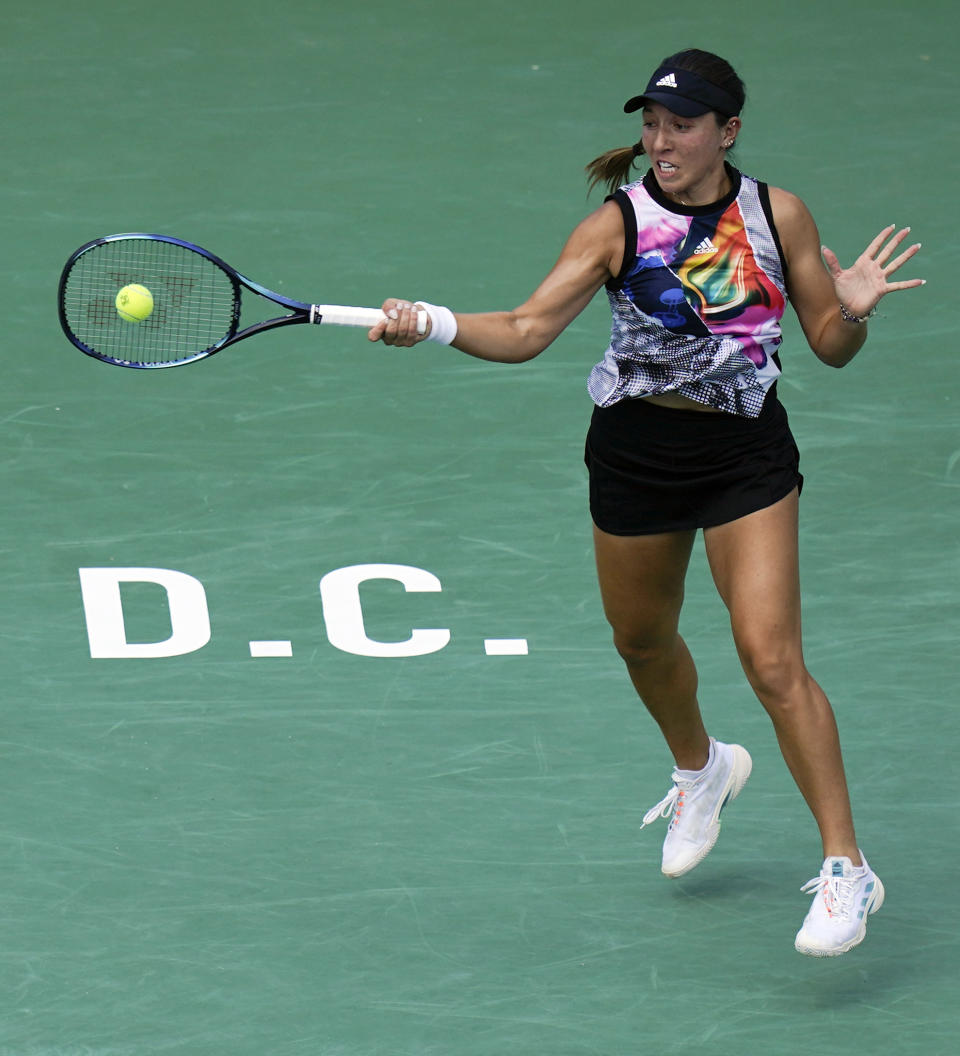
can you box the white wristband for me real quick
[415,301,458,345]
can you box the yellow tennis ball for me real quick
[116,283,154,323]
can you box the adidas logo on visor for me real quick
[655,73,678,88]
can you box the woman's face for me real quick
[641,102,740,204]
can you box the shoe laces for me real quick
[800,872,857,922]
[641,772,696,830]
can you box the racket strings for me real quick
[61,239,240,366]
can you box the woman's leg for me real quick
[592,524,708,770]
[703,489,860,862]
[594,523,752,877]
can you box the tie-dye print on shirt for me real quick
[588,168,787,417]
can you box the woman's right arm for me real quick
[368,199,626,362]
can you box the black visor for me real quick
[624,65,741,118]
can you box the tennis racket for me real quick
[58,233,425,368]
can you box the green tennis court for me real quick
[2,1,957,1052]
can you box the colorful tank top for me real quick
[587,166,788,418]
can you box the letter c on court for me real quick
[318,564,450,658]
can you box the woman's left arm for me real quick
[770,187,925,367]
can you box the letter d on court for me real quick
[78,567,212,658]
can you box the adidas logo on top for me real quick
[655,72,678,88]
[694,236,719,256]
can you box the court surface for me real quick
[2,1,958,1053]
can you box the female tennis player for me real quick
[369,48,923,956]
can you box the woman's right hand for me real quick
[367,300,431,346]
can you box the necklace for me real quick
[668,180,727,208]
[666,169,731,209]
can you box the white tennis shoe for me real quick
[794,853,885,957]
[641,738,752,877]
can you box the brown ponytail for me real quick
[585,141,645,196]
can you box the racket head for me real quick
[58,234,243,368]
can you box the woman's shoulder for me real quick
[765,185,814,226]
[763,185,821,265]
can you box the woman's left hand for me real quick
[821,225,925,319]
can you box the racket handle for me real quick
[310,304,427,334]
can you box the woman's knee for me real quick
[610,624,680,669]
[737,638,807,708]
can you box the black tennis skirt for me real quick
[584,390,803,535]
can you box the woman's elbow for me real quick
[813,348,856,368]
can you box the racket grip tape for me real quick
[310,304,427,334]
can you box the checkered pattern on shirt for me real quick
[589,288,770,417]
